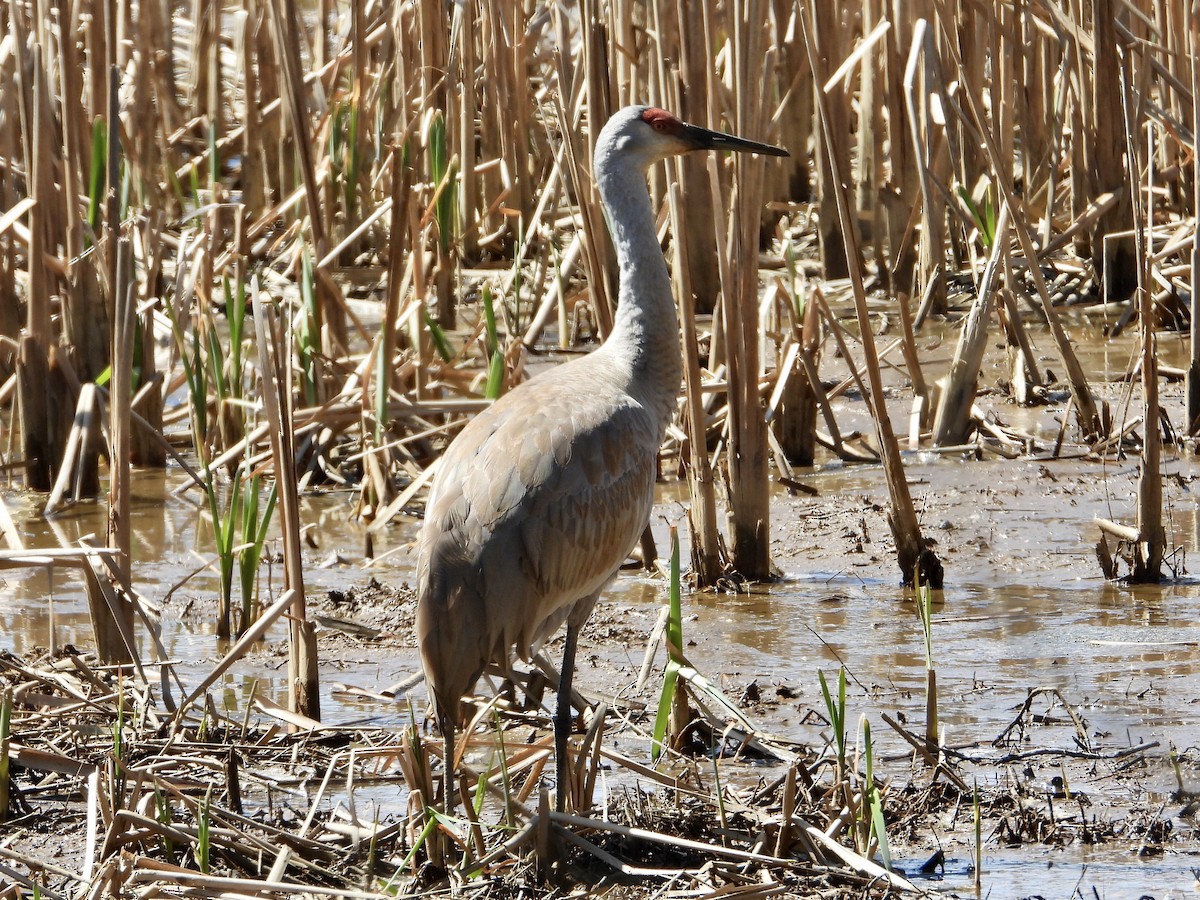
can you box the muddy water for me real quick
[4,453,1199,897]
[2,330,1199,896]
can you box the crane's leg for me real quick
[441,711,457,819]
[553,619,579,813]
[554,595,599,812]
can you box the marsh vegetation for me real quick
[0,0,1197,896]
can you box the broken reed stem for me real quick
[932,206,1012,446]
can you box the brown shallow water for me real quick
[2,442,1199,897]
[2,306,1199,898]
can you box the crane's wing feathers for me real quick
[417,365,659,696]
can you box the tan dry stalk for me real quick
[902,19,947,322]
[706,0,777,580]
[854,0,881,263]
[1090,0,1138,299]
[931,0,1104,443]
[931,206,1012,446]
[575,4,617,336]
[668,174,726,587]
[811,1,851,280]
[108,238,133,586]
[802,5,934,588]
[252,282,320,720]
[1189,7,1200,435]
[15,36,63,492]
[880,0,918,294]
[1121,51,1164,581]
[267,0,346,363]
[85,237,137,667]
[775,288,821,466]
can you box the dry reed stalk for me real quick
[1091,0,1137,300]
[668,176,727,587]
[574,5,617,337]
[268,0,346,367]
[1121,52,1164,582]
[454,0,479,263]
[662,176,724,588]
[252,282,320,720]
[662,0,722,313]
[854,0,882,263]
[931,206,1012,446]
[0,1,15,364]
[879,1,919,295]
[108,239,132,583]
[775,288,821,466]
[811,2,850,280]
[802,6,937,588]
[931,1,1105,443]
[703,0,780,581]
[903,19,947,323]
[14,31,68,493]
[1189,8,1200,435]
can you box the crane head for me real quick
[597,105,789,170]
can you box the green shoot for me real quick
[818,667,847,782]
[0,688,10,821]
[238,475,277,633]
[397,809,440,872]
[861,720,891,870]
[86,117,106,240]
[711,756,728,845]
[112,678,124,764]
[367,807,380,876]
[374,322,390,445]
[491,711,515,829]
[425,312,453,362]
[916,582,939,750]
[224,275,247,404]
[957,180,997,250]
[651,526,685,760]
[299,252,319,405]
[197,785,212,873]
[427,110,456,254]
[157,787,175,861]
[481,285,505,399]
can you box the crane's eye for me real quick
[652,121,668,131]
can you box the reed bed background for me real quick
[0,0,1197,891]
[1,0,1196,593]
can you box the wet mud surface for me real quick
[2,332,1199,897]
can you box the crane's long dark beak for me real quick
[681,122,789,157]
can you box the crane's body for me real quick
[416,105,786,817]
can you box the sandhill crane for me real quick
[416,105,787,816]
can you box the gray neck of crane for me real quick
[594,152,682,427]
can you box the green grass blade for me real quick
[87,117,106,238]
[425,312,453,362]
[650,661,681,762]
[652,527,685,760]
[863,720,891,870]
